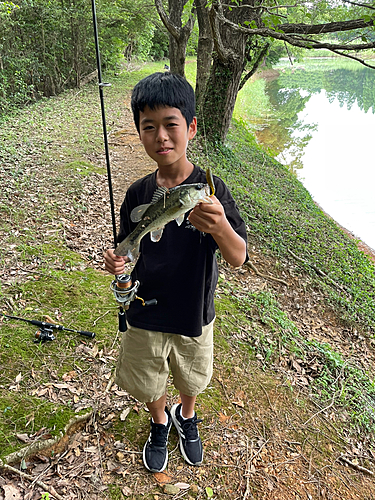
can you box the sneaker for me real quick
[170,403,203,466]
[143,407,172,472]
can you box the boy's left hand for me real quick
[188,196,226,236]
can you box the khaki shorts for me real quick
[115,320,214,403]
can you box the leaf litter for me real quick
[1,78,375,499]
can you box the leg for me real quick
[146,394,168,424]
[179,393,196,419]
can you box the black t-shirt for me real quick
[117,165,247,337]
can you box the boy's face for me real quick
[138,105,197,170]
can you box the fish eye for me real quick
[195,183,204,190]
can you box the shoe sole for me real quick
[170,404,203,466]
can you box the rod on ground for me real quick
[1,313,96,339]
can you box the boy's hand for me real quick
[188,196,226,236]
[188,196,247,268]
[104,249,130,275]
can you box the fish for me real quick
[114,182,212,262]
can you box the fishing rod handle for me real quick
[78,330,96,339]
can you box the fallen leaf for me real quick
[205,486,214,498]
[218,412,230,423]
[154,472,172,484]
[175,482,190,489]
[120,408,131,421]
[15,373,22,383]
[16,433,30,443]
[3,484,23,500]
[121,486,133,497]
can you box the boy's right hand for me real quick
[104,249,130,275]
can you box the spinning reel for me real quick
[110,274,157,332]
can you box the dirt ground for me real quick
[2,97,375,500]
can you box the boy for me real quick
[104,72,247,473]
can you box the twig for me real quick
[339,455,374,476]
[93,309,111,326]
[0,411,92,466]
[302,398,335,426]
[1,463,64,500]
[245,261,289,286]
[259,383,275,411]
[105,373,116,393]
[287,249,347,293]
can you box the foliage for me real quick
[0,0,162,115]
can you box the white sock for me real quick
[152,411,168,426]
[180,407,194,420]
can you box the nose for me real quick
[156,125,168,143]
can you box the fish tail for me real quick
[114,236,140,262]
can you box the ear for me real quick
[188,116,197,140]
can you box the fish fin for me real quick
[150,227,164,242]
[130,204,150,223]
[151,186,169,204]
[175,213,185,226]
[114,237,140,262]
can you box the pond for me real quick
[237,59,375,251]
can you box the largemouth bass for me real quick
[114,183,212,262]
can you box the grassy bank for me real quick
[1,61,375,498]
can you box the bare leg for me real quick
[146,394,167,424]
[180,393,196,419]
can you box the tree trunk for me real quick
[155,0,195,78]
[200,55,245,142]
[194,0,213,111]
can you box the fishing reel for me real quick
[34,327,55,343]
[110,274,157,332]
[110,274,141,309]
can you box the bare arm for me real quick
[188,196,247,267]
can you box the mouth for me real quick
[157,147,173,155]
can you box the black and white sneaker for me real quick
[143,408,172,472]
[170,403,203,466]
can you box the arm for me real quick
[188,196,247,267]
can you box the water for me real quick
[244,60,375,251]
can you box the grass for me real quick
[1,60,375,497]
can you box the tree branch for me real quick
[328,48,375,69]
[209,3,235,62]
[154,0,180,40]
[342,0,375,10]
[239,42,270,91]
[213,6,375,53]
[279,18,375,35]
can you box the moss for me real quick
[0,394,77,460]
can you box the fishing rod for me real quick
[90,0,157,333]
[1,313,96,343]
[91,0,117,248]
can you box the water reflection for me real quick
[247,60,375,250]
[258,63,375,172]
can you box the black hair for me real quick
[131,72,196,133]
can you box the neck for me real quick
[156,163,194,188]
